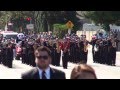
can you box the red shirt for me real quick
[62,41,70,51]
[59,42,64,50]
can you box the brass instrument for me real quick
[64,40,69,53]
[110,32,117,48]
[49,40,53,46]
[33,44,38,51]
[56,41,61,53]
[112,38,117,48]
[94,44,98,52]
[64,43,67,53]
[84,40,88,52]
[77,39,80,48]
[77,42,80,48]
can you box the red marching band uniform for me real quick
[61,38,70,69]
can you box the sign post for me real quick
[66,21,74,34]
[26,24,34,34]
[26,24,34,30]
[5,24,8,31]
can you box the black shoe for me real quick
[112,64,116,66]
[56,65,60,66]
[8,66,12,68]
[63,67,67,69]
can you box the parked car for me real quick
[0,31,18,43]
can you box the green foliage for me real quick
[0,11,80,33]
[53,24,68,30]
[101,23,110,32]
[41,11,80,32]
[53,24,68,38]
[83,11,120,32]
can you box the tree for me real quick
[40,11,80,32]
[0,11,31,31]
[53,24,68,38]
[83,11,120,32]
[0,11,81,33]
[64,11,80,32]
[0,11,12,29]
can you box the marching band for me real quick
[0,31,119,69]
[90,31,120,66]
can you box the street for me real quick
[0,45,120,79]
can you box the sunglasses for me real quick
[36,55,49,60]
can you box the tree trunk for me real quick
[43,19,48,32]
[102,23,110,32]
[48,22,53,31]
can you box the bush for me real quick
[53,24,68,38]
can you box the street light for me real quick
[26,17,31,24]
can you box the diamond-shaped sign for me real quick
[66,21,74,29]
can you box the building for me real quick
[83,23,102,31]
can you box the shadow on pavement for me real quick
[12,64,24,69]
[114,65,120,67]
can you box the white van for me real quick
[0,31,18,42]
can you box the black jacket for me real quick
[6,47,13,60]
[21,67,66,79]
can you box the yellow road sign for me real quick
[66,21,74,29]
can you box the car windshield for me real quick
[5,35,17,39]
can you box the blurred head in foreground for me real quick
[70,64,97,79]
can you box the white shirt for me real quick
[38,67,50,79]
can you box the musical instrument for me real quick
[94,44,98,52]
[111,38,117,48]
[83,40,88,52]
[56,41,61,53]
[63,40,70,53]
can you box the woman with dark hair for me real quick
[70,64,97,79]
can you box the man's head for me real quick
[35,46,51,70]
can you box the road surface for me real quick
[0,45,120,79]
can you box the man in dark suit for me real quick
[21,46,66,79]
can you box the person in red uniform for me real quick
[62,38,70,69]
